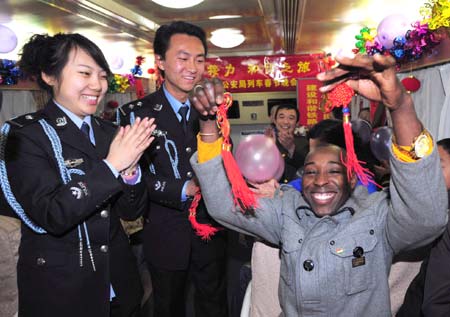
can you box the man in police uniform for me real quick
[118,21,227,317]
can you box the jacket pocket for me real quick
[280,235,302,287]
[328,232,378,295]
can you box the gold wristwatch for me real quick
[411,130,432,159]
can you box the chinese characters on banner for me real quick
[297,78,332,126]
[205,54,325,93]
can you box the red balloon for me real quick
[235,135,283,183]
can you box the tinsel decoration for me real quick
[108,74,135,93]
[421,0,450,32]
[131,56,145,76]
[0,59,21,85]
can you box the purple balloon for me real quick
[370,126,393,161]
[235,135,283,183]
[0,25,18,53]
[377,14,410,49]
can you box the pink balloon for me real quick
[377,14,411,49]
[273,158,285,181]
[235,135,282,183]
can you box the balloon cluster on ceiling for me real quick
[354,0,450,65]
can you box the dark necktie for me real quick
[178,106,189,133]
[81,121,91,142]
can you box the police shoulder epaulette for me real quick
[118,99,144,117]
[7,112,43,128]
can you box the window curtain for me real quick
[438,63,450,140]
[0,90,38,125]
[397,64,447,138]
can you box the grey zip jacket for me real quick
[191,144,448,317]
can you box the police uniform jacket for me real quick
[118,89,225,271]
[192,142,448,317]
[5,101,144,317]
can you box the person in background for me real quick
[358,107,372,124]
[397,138,450,317]
[189,52,448,316]
[265,103,309,184]
[117,21,227,317]
[2,33,156,317]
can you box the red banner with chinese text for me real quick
[297,78,331,126]
[205,54,325,93]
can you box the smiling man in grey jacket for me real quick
[188,53,448,316]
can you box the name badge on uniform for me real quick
[352,257,366,268]
[352,246,365,268]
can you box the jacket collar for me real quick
[41,101,109,159]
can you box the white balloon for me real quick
[108,55,124,70]
[0,25,18,53]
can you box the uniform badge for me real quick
[153,104,163,111]
[56,117,67,127]
[129,103,135,110]
[64,158,84,168]
[70,187,83,199]
[154,180,166,192]
[137,101,143,107]
[25,114,34,120]
[70,182,89,199]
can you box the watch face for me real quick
[414,134,431,158]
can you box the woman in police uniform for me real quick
[2,33,155,317]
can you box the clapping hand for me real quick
[106,117,156,173]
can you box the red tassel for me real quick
[342,113,377,187]
[217,93,258,213]
[326,84,378,187]
[188,192,221,240]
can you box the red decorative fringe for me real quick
[217,93,258,213]
[188,192,220,240]
[342,119,377,187]
[326,83,378,187]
